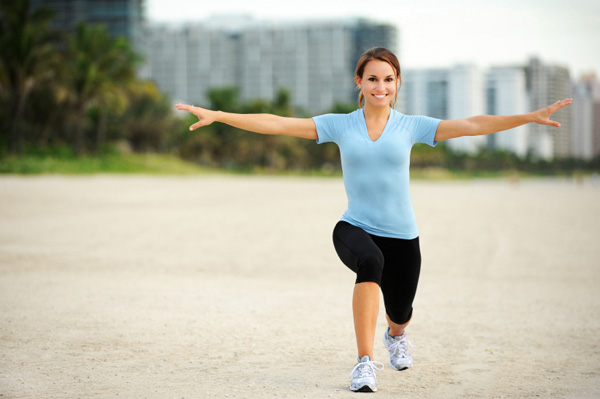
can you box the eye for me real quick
[368,77,376,81]
[386,78,394,82]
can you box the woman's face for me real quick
[356,59,399,109]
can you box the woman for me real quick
[176,47,572,393]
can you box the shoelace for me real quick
[349,359,384,379]
[388,335,415,358]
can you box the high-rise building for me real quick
[400,65,486,154]
[525,58,571,160]
[401,58,580,160]
[485,67,529,157]
[400,69,449,119]
[571,75,600,160]
[144,24,190,102]
[447,65,487,154]
[352,19,399,72]
[30,0,145,55]
[143,17,397,114]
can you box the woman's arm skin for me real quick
[175,104,318,140]
[434,98,573,142]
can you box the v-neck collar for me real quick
[359,108,394,143]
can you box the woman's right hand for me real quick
[175,104,217,131]
[176,104,318,139]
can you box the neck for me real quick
[363,104,391,121]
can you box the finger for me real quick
[550,98,573,112]
[561,98,573,108]
[176,104,194,112]
[189,121,204,131]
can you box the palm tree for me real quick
[122,80,176,152]
[66,23,139,156]
[0,0,58,154]
[94,37,139,152]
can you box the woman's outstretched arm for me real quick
[175,104,318,140]
[434,98,573,142]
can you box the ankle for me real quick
[387,327,405,337]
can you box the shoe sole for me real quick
[350,385,376,393]
[389,361,412,371]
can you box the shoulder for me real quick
[314,109,360,123]
[396,112,442,145]
[392,111,432,124]
[394,112,441,130]
[313,109,361,131]
[313,109,361,143]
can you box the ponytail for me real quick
[358,90,365,108]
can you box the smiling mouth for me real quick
[373,94,387,99]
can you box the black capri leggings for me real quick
[332,221,422,325]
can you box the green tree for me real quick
[94,37,139,152]
[25,80,70,148]
[207,87,240,112]
[121,80,178,152]
[65,23,138,156]
[0,0,58,154]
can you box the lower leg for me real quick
[386,313,411,336]
[353,282,380,359]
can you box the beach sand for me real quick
[1,175,599,398]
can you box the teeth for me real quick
[374,95,386,98]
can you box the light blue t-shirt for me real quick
[313,108,441,239]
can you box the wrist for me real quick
[525,112,537,124]
[213,110,224,123]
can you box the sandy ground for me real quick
[0,174,599,399]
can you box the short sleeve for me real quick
[313,113,346,144]
[409,115,442,147]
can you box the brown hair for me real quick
[355,47,401,108]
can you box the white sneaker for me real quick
[349,355,384,392]
[383,328,414,371]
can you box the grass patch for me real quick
[2,149,595,180]
[0,152,215,175]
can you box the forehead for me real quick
[363,59,396,76]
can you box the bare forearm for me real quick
[215,111,284,135]
[213,111,317,139]
[467,113,536,136]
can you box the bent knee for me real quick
[386,307,413,326]
[356,251,384,285]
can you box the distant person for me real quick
[176,47,572,393]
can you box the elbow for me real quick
[464,118,480,136]
[260,115,281,135]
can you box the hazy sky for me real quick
[147,0,600,77]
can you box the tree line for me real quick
[0,0,177,157]
[1,0,598,175]
[0,0,343,172]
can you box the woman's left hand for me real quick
[175,103,218,131]
[531,98,573,127]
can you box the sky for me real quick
[146,0,600,78]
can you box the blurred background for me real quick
[1,0,599,176]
